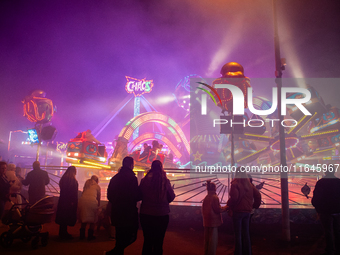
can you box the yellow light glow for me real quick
[288,115,307,135]
[71,163,101,169]
[301,129,339,138]
[83,160,112,169]
[237,147,267,162]
[66,157,80,163]
[133,168,146,172]
[172,174,185,177]
[295,112,318,134]
[314,148,335,154]
[243,133,272,139]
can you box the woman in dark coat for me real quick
[227,168,261,255]
[55,166,78,240]
[139,160,176,255]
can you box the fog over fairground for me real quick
[0,0,340,157]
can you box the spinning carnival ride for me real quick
[109,111,190,169]
[61,74,339,208]
[179,80,340,207]
[65,76,190,171]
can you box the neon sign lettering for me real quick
[125,76,154,97]
[56,142,67,153]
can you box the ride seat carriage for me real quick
[133,149,165,163]
[66,132,107,164]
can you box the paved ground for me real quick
[0,218,326,255]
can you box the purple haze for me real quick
[0,0,339,158]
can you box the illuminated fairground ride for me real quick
[21,90,57,160]
[108,111,190,169]
[177,84,340,207]
[62,111,191,198]
[228,85,339,167]
[60,74,339,208]
[65,131,111,169]
[64,75,190,171]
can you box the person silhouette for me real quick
[312,165,340,255]
[105,156,140,255]
[139,160,176,255]
[22,161,50,205]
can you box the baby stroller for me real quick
[0,194,54,249]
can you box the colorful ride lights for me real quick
[296,156,306,161]
[65,157,80,163]
[310,119,340,133]
[301,129,339,138]
[71,163,102,169]
[67,153,105,162]
[22,90,55,124]
[270,136,300,152]
[82,161,111,169]
[67,152,80,157]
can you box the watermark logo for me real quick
[199,83,312,116]
[197,83,311,131]
[189,78,338,176]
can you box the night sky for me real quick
[1,0,340,158]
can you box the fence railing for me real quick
[21,165,318,208]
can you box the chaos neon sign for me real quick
[125,76,154,97]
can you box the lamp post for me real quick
[273,0,291,242]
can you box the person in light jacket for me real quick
[139,160,176,255]
[78,175,101,240]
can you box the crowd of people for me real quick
[0,160,50,218]
[49,156,176,254]
[202,170,261,255]
[1,157,340,255]
[105,157,176,255]
[0,157,262,255]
